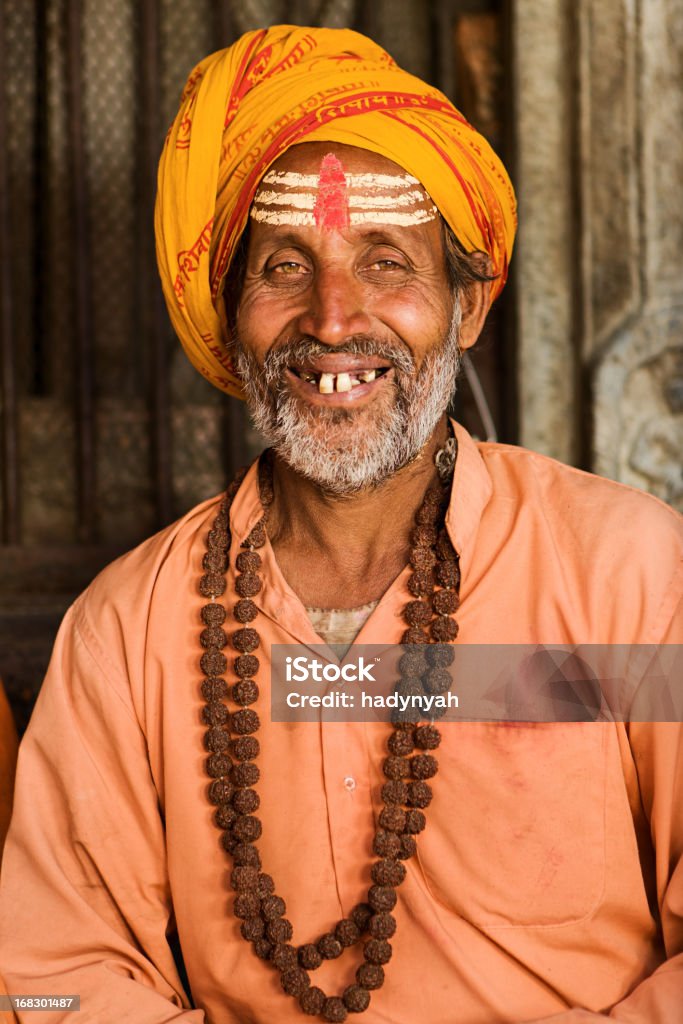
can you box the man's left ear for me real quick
[458,256,492,352]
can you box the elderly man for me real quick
[1,25,681,1024]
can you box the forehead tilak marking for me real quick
[251,158,437,228]
[313,153,349,230]
[253,189,427,210]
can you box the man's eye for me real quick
[366,258,407,272]
[269,261,307,275]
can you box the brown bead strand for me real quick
[199,438,460,1022]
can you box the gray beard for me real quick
[233,299,462,496]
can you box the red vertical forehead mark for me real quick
[313,153,349,230]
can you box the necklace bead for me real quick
[356,963,384,990]
[300,987,326,1015]
[367,886,397,912]
[199,440,460,1020]
[299,944,323,970]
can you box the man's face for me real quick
[232,142,460,493]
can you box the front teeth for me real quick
[298,368,382,393]
[315,370,378,393]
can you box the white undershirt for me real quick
[305,601,379,654]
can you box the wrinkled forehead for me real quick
[250,142,437,230]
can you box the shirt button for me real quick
[343,776,356,791]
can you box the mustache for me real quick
[260,335,415,384]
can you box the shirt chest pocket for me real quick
[415,723,608,928]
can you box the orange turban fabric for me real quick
[155,25,517,399]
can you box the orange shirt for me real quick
[0,423,681,1023]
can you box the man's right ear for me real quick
[457,271,492,353]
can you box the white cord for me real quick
[462,352,497,443]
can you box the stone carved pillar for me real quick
[512,0,683,510]
[588,0,683,509]
[510,0,577,465]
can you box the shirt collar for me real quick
[445,420,494,581]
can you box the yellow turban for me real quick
[155,25,517,399]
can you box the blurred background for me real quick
[1,0,681,731]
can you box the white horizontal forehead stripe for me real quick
[346,172,421,188]
[347,191,429,209]
[249,206,437,226]
[350,207,437,225]
[252,189,430,211]
[250,208,316,225]
[261,170,421,189]
[261,171,319,187]
[254,191,316,209]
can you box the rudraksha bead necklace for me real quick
[199,439,461,1022]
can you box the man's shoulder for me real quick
[78,493,224,620]
[475,441,682,642]
[475,440,683,614]
[478,439,682,548]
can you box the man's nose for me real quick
[296,265,371,345]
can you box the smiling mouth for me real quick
[289,367,391,394]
